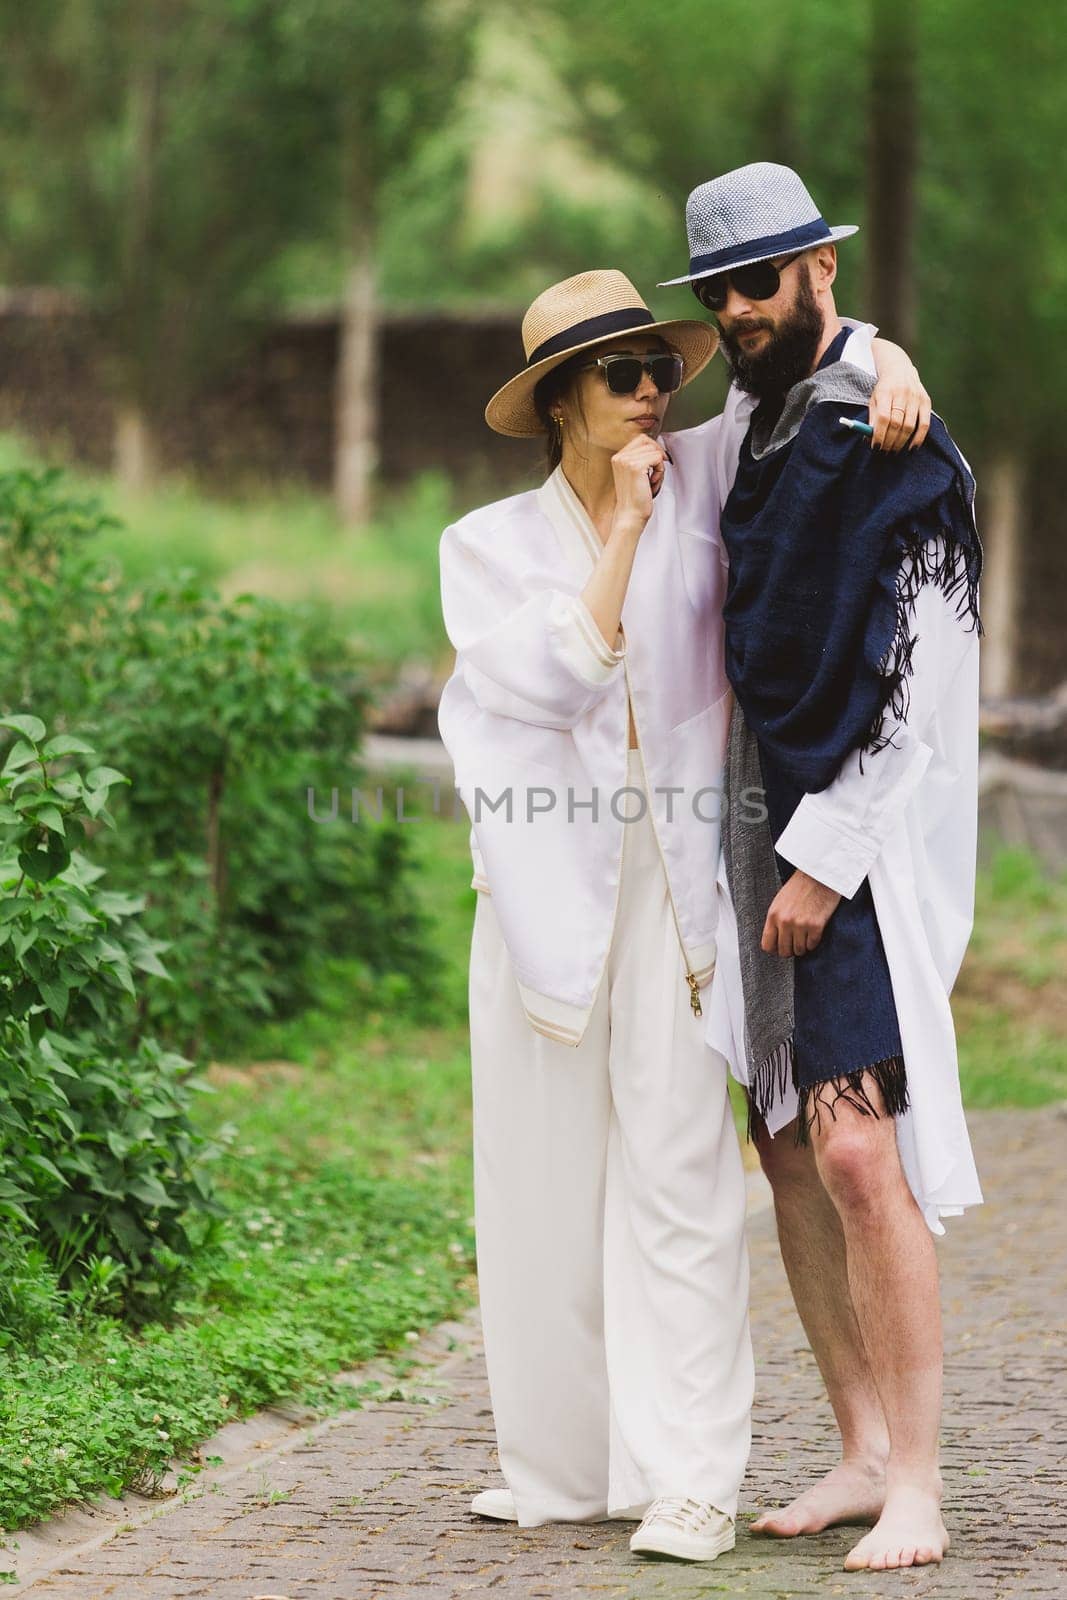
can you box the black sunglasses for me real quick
[576,351,685,395]
[692,250,805,313]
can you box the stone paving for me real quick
[16,1108,1067,1600]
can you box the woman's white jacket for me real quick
[437,426,731,1046]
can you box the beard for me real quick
[718,264,825,402]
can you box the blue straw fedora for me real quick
[658,162,859,287]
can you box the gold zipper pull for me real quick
[686,971,703,1017]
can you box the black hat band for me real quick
[688,218,831,276]
[527,307,656,367]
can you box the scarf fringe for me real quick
[795,1053,910,1147]
[745,1036,797,1142]
[863,521,983,765]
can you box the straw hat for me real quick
[484,269,719,437]
[659,162,859,287]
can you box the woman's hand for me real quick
[610,435,667,533]
[869,337,932,452]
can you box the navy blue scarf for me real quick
[720,335,983,793]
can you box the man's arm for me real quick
[761,549,973,958]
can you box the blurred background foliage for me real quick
[0,1,1062,478]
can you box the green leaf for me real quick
[131,948,171,979]
[34,805,66,836]
[85,766,131,791]
[39,977,70,1021]
[42,734,97,760]
[50,779,85,801]
[127,1175,176,1208]
[61,902,100,928]
[2,741,40,775]
[18,839,71,882]
[25,1154,68,1187]
[108,961,137,997]
[96,892,147,917]
[0,714,46,744]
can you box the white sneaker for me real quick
[470,1488,518,1521]
[629,1497,736,1562]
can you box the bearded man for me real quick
[660,163,983,1573]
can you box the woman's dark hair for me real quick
[533,350,589,471]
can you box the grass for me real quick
[954,845,1067,1106]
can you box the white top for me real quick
[437,427,732,1046]
[703,324,984,1234]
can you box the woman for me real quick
[436,269,927,1563]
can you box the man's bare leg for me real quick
[750,1117,890,1536]
[809,1078,949,1570]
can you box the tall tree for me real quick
[920,0,1067,694]
[0,0,323,489]
[277,0,477,527]
[866,0,918,348]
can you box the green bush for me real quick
[0,715,231,1324]
[0,466,440,1059]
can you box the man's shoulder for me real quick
[771,366,876,463]
[836,319,878,378]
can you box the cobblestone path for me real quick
[18,1109,1066,1599]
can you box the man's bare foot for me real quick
[843,1484,949,1570]
[750,1457,886,1537]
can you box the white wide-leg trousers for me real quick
[468,748,754,1528]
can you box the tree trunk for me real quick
[866,0,919,346]
[114,402,159,493]
[114,0,164,489]
[334,244,378,527]
[980,451,1024,699]
[334,120,378,529]
[206,760,227,914]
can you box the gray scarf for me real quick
[721,698,796,1133]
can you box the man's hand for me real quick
[762,869,843,957]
